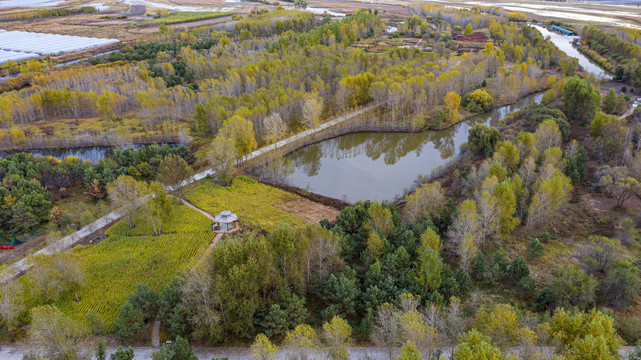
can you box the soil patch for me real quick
[583,193,641,213]
[275,198,340,224]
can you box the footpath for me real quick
[0,103,378,285]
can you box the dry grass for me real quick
[273,198,340,224]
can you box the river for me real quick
[530,24,611,80]
[253,24,606,202]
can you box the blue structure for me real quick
[550,25,576,36]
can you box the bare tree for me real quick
[0,283,24,332]
[29,253,84,303]
[263,112,287,146]
[29,305,92,360]
[302,93,322,130]
[180,268,222,342]
[108,175,139,229]
[371,303,401,360]
[209,135,239,185]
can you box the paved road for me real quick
[0,103,379,285]
[0,344,636,360]
[0,345,419,360]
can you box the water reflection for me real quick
[0,144,172,163]
[254,93,543,202]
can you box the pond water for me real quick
[253,93,543,203]
[0,144,175,162]
[531,24,610,79]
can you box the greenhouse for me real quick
[0,30,119,63]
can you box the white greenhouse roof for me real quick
[0,30,119,64]
[0,49,39,63]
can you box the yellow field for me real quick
[184,176,307,230]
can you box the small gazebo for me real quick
[214,210,239,233]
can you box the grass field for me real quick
[134,11,233,27]
[184,176,307,231]
[21,202,213,331]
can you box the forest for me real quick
[0,2,640,360]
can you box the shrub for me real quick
[467,124,501,155]
[526,239,544,259]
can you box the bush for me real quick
[616,316,641,345]
[526,239,544,259]
[467,124,501,155]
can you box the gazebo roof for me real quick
[215,210,238,223]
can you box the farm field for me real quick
[184,176,309,231]
[20,202,213,331]
[133,10,232,26]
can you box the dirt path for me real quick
[151,315,161,348]
[179,197,216,222]
[0,104,377,285]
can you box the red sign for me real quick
[0,245,13,250]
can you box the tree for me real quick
[158,154,193,197]
[284,324,317,360]
[597,166,641,208]
[371,303,401,360]
[464,23,473,35]
[138,181,173,235]
[113,301,145,343]
[526,239,544,259]
[29,253,84,303]
[263,112,287,146]
[535,120,562,153]
[365,202,394,235]
[602,88,618,114]
[110,346,135,360]
[448,199,480,258]
[404,181,446,223]
[415,250,443,292]
[397,341,421,360]
[417,228,441,255]
[0,282,24,332]
[96,339,106,360]
[398,309,438,359]
[550,264,597,310]
[549,308,622,360]
[108,175,139,229]
[151,336,197,360]
[29,305,92,360]
[193,103,210,137]
[322,316,352,360]
[302,93,323,129]
[452,330,503,360]
[473,304,520,349]
[221,115,257,161]
[563,76,601,124]
[367,231,385,259]
[209,135,239,185]
[467,124,500,155]
[465,89,493,112]
[127,284,159,322]
[252,333,279,360]
[599,262,640,310]
[49,206,63,227]
[443,91,461,123]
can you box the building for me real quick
[214,210,239,233]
